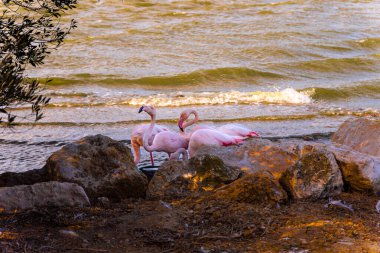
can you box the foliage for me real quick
[0,0,77,126]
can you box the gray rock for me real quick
[59,230,80,238]
[272,139,380,195]
[280,150,343,199]
[147,154,241,200]
[97,197,111,208]
[0,181,90,213]
[328,146,380,195]
[332,118,380,157]
[44,134,148,200]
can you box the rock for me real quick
[59,230,80,238]
[147,160,191,200]
[275,139,380,195]
[196,138,299,179]
[324,199,354,212]
[280,150,343,199]
[0,182,90,213]
[147,155,241,200]
[213,172,288,204]
[189,154,241,189]
[329,146,380,194]
[275,139,328,158]
[44,134,148,200]
[97,197,111,208]
[0,168,49,187]
[332,118,380,157]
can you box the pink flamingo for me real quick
[139,105,188,158]
[188,129,244,157]
[131,123,168,166]
[216,123,260,138]
[178,109,259,139]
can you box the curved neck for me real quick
[183,109,199,131]
[143,111,156,152]
[171,148,188,160]
[181,149,189,160]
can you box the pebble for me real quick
[59,229,80,238]
[97,197,111,208]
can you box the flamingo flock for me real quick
[131,105,260,165]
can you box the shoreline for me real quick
[1,118,380,252]
[0,131,334,174]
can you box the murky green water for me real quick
[2,0,380,171]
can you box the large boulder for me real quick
[275,139,328,157]
[0,182,90,213]
[212,172,288,205]
[332,118,380,157]
[147,154,241,200]
[44,135,148,200]
[329,146,380,194]
[280,150,343,199]
[196,138,299,179]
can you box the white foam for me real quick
[122,88,312,107]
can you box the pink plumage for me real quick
[178,109,260,139]
[188,129,244,157]
[139,105,188,158]
[131,124,168,165]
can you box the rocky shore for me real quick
[1,118,380,252]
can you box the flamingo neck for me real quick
[182,109,199,137]
[171,148,188,160]
[143,112,156,152]
[181,149,189,160]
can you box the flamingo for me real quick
[169,148,189,160]
[178,109,259,139]
[139,105,188,158]
[131,123,168,166]
[177,109,213,141]
[216,123,260,138]
[188,129,244,157]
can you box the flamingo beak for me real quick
[138,106,144,113]
[251,131,260,137]
[178,118,184,132]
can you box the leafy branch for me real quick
[0,0,77,126]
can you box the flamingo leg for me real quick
[150,152,154,166]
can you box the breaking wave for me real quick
[42,88,312,108]
[123,88,311,107]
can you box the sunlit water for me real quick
[2,0,380,172]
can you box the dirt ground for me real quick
[1,192,380,253]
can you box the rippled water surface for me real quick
[2,0,380,172]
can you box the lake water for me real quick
[1,0,380,172]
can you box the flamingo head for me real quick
[169,148,188,161]
[178,109,193,132]
[138,105,155,116]
[178,112,188,132]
